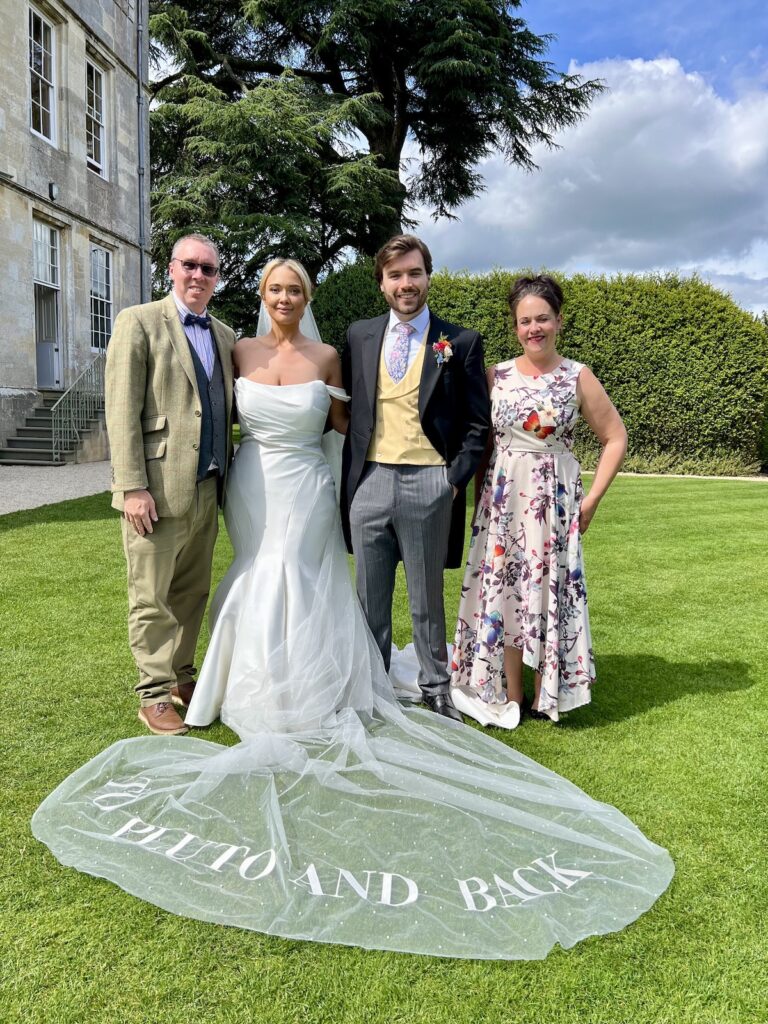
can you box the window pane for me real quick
[31,80,42,134]
[90,246,112,348]
[86,61,105,174]
[29,9,55,141]
[33,221,59,286]
[35,284,58,345]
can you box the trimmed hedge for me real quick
[311,259,388,348]
[313,262,768,475]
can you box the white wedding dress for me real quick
[32,379,673,959]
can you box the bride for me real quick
[183,257,362,734]
[32,260,673,960]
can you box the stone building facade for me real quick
[0,0,150,443]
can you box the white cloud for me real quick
[413,57,768,315]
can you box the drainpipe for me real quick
[136,0,149,301]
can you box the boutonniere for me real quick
[433,333,453,365]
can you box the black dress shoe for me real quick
[423,693,463,723]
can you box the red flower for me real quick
[523,411,555,439]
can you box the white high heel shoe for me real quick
[451,686,520,730]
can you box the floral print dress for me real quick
[451,358,595,720]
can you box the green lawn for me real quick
[1,476,766,1024]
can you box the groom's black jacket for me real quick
[340,312,490,568]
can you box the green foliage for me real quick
[150,72,399,328]
[314,264,768,474]
[312,258,388,348]
[149,0,603,284]
[560,273,768,473]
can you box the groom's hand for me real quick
[452,485,458,499]
[124,489,158,535]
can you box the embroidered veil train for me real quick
[31,308,673,960]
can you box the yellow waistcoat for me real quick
[366,332,445,466]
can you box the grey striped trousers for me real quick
[349,462,453,697]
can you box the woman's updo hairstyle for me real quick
[508,275,564,319]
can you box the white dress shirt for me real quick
[173,294,215,380]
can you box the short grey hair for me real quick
[170,233,221,266]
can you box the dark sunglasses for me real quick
[172,258,219,278]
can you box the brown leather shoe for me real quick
[138,701,189,735]
[170,681,196,709]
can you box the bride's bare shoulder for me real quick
[235,334,271,349]
[314,341,341,364]
[233,335,273,373]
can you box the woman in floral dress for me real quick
[451,276,627,725]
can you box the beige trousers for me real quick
[121,477,218,705]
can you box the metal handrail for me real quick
[50,351,106,462]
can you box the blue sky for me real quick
[415,0,768,315]
[525,0,767,97]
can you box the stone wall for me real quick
[0,0,149,442]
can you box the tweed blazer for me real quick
[105,292,235,517]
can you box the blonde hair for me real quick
[259,259,313,303]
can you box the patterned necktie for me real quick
[387,321,416,383]
[184,312,211,330]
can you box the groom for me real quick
[341,234,490,720]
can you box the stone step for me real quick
[0,446,75,464]
[16,425,53,438]
[7,436,64,450]
[0,458,66,466]
[17,424,95,442]
[1,391,105,465]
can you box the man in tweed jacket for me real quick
[105,234,235,735]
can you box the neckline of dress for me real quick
[238,377,326,389]
[513,358,567,379]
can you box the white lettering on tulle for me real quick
[379,873,418,907]
[93,778,151,810]
[239,849,277,881]
[334,869,374,900]
[291,863,329,897]
[458,852,592,910]
[103,806,595,912]
[493,874,537,906]
[110,816,276,876]
[111,816,160,840]
[164,833,201,859]
[209,845,251,872]
[135,827,170,846]
[511,866,560,896]
[110,818,174,849]
[456,877,496,912]
[533,852,593,888]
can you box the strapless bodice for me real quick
[235,378,346,451]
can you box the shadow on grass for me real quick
[557,653,753,729]
[0,492,114,531]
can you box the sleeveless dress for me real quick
[32,378,673,959]
[452,359,593,720]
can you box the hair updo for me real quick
[507,275,564,319]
